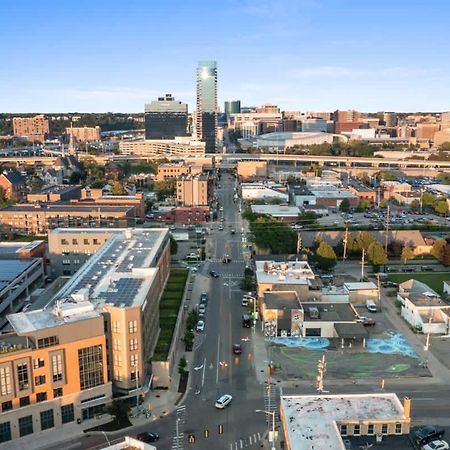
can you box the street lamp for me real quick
[101,430,111,447]
[175,417,181,449]
[255,409,276,450]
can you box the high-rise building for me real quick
[12,115,51,143]
[176,174,210,207]
[144,94,188,139]
[224,100,241,120]
[196,61,218,153]
[381,112,398,127]
[66,126,101,142]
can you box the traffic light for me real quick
[204,429,209,438]
[188,434,196,444]
[218,424,224,434]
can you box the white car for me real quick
[215,394,232,409]
[196,320,205,332]
[423,441,449,450]
[241,298,249,307]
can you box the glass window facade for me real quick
[0,367,11,396]
[17,363,29,391]
[0,422,11,442]
[40,409,54,431]
[78,345,104,390]
[61,404,75,424]
[52,354,63,382]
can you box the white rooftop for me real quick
[344,281,378,291]
[250,204,300,217]
[281,394,406,450]
[256,260,315,285]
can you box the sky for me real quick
[1,0,450,113]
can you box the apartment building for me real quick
[156,163,203,182]
[0,303,112,443]
[0,204,136,235]
[66,126,101,142]
[12,115,51,143]
[176,174,210,207]
[236,160,268,180]
[47,228,171,393]
[0,171,26,200]
[27,185,82,203]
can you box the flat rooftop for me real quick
[0,204,133,213]
[256,260,315,286]
[264,291,300,310]
[35,185,80,195]
[302,302,356,322]
[8,228,169,333]
[250,204,300,217]
[0,259,39,291]
[344,281,377,291]
[281,394,406,450]
[0,240,44,255]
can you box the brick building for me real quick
[12,115,51,143]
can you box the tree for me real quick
[28,176,44,193]
[69,171,82,184]
[339,198,351,212]
[431,238,446,262]
[249,216,297,254]
[401,244,415,264]
[438,141,450,152]
[356,199,371,212]
[170,236,178,255]
[111,180,127,195]
[436,172,450,185]
[367,241,388,267]
[422,192,437,207]
[178,356,188,375]
[389,240,403,257]
[434,200,449,216]
[315,241,337,270]
[356,231,376,252]
[297,211,318,227]
[410,199,420,210]
[153,179,176,200]
[106,400,131,426]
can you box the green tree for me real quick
[178,356,188,375]
[69,171,82,184]
[297,211,318,227]
[434,199,449,216]
[436,172,450,185]
[315,240,337,270]
[249,216,297,254]
[431,238,446,261]
[401,244,415,264]
[367,241,388,267]
[111,180,127,195]
[170,236,178,255]
[438,141,450,152]
[153,179,176,200]
[410,199,420,210]
[356,231,376,252]
[28,176,44,193]
[356,199,371,212]
[106,400,131,426]
[339,198,351,212]
[422,192,437,207]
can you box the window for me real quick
[78,345,104,390]
[381,424,388,434]
[340,424,347,435]
[130,354,138,367]
[114,372,123,382]
[395,423,402,434]
[19,396,30,407]
[53,388,63,398]
[33,358,45,369]
[113,354,122,367]
[62,259,70,265]
[129,339,138,351]
[353,424,360,435]
[61,239,69,245]
[128,320,137,334]
[37,336,59,349]
[52,354,63,382]
[0,367,12,396]
[93,239,99,245]
[61,404,74,424]
[17,363,29,390]
[35,375,46,386]
[367,424,374,435]
[112,321,120,333]
[1,401,12,412]
[36,392,47,402]
[0,422,11,443]
[72,239,78,245]
[83,239,89,245]
[18,415,33,437]
[112,339,121,351]
[40,409,54,430]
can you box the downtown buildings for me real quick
[0,227,170,443]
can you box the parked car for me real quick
[423,440,449,450]
[358,317,376,326]
[210,270,219,278]
[366,300,377,313]
[222,255,231,264]
[241,298,249,307]
[215,394,232,409]
[196,320,205,332]
[198,304,206,315]
[233,344,242,355]
[413,425,445,445]
[137,432,159,443]
[230,229,236,234]
[421,266,433,272]
[200,292,208,304]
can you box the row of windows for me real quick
[113,354,138,368]
[340,423,402,436]
[1,389,64,412]
[61,238,101,245]
[112,320,138,334]
[112,338,138,351]
[0,404,75,443]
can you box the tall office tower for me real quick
[144,94,188,139]
[382,112,398,127]
[196,61,218,153]
[224,100,241,120]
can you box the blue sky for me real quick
[1,0,449,113]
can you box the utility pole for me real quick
[384,205,390,254]
[296,232,302,254]
[361,248,365,281]
[377,186,381,209]
[342,227,349,261]
[317,354,327,394]
[376,273,382,312]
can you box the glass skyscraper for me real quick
[144,94,188,139]
[196,61,218,153]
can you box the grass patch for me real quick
[153,268,189,361]
[388,272,450,295]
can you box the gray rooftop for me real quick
[0,259,38,292]
[0,204,133,213]
[264,291,300,310]
[302,302,356,322]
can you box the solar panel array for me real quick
[98,278,143,307]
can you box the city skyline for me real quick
[1,0,450,113]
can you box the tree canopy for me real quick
[315,240,337,269]
[367,241,388,267]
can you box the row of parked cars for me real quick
[196,292,208,332]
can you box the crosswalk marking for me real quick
[229,433,262,449]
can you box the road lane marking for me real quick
[240,439,243,449]
[202,357,206,387]
[258,432,261,439]
[249,435,252,444]
[216,335,221,384]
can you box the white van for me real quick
[366,299,377,312]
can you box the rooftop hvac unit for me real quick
[309,306,320,319]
